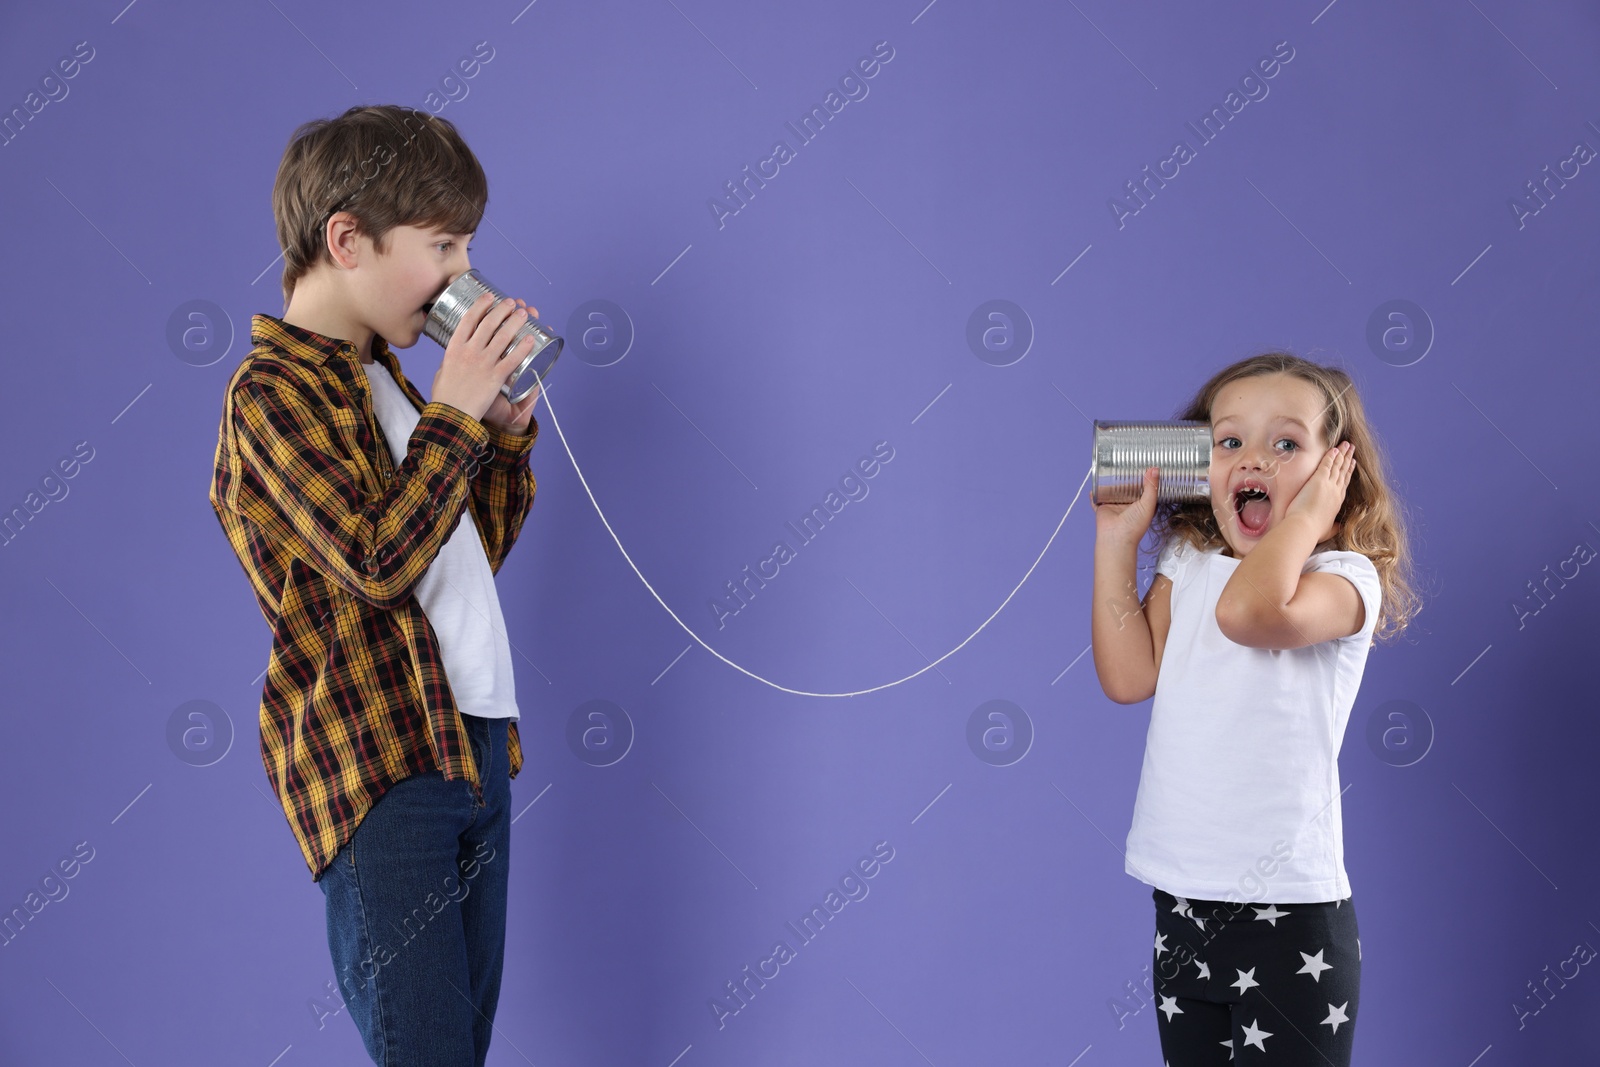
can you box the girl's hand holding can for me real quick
[1094,466,1160,552]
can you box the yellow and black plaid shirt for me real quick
[210,314,536,881]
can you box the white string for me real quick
[532,380,1094,698]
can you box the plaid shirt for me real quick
[210,314,536,881]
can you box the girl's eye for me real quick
[1214,436,1298,451]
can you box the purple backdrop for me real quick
[1,0,1597,1063]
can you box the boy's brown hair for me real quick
[271,104,488,312]
[1153,352,1424,646]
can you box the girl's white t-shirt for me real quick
[359,359,520,721]
[1123,537,1382,903]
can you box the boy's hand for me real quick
[432,292,541,423]
[482,298,540,434]
[1094,467,1160,552]
[1284,441,1355,538]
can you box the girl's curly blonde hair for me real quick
[1152,352,1423,645]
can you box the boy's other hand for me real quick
[482,298,540,434]
[432,293,541,424]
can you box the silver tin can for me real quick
[422,268,563,404]
[1090,420,1212,505]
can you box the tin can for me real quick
[1090,420,1212,505]
[423,268,563,404]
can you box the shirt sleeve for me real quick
[469,417,538,575]
[1305,551,1382,641]
[227,363,490,611]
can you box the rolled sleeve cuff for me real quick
[415,401,493,470]
[480,415,539,470]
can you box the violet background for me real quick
[1,0,1597,1063]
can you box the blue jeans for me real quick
[319,714,511,1067]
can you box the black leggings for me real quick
[1151,888,1361,1066]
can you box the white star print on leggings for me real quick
[1149,888,1361,1065]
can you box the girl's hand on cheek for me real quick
[1284,441,1355,535]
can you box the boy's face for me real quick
[1207,372,1340,559]
[352,222,474,350]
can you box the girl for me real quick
[1091,353,1420,1066]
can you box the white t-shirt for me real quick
[1123,537,1382,902]
[359,360,519,721]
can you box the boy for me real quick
[209,104,543,1065]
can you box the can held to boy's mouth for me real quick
[422,268,563,404]
[1091,420,1211,505]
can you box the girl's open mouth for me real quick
[1235,486,1272,536]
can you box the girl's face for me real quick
[1208,373,1341,559]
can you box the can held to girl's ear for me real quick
[423,268,564,404]
[1091,420,1211,505]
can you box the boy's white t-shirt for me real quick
[1123,536,1382,903]
[359,359,519,721]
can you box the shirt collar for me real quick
[250,313,405,381]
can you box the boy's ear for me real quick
[325,211,367,269]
